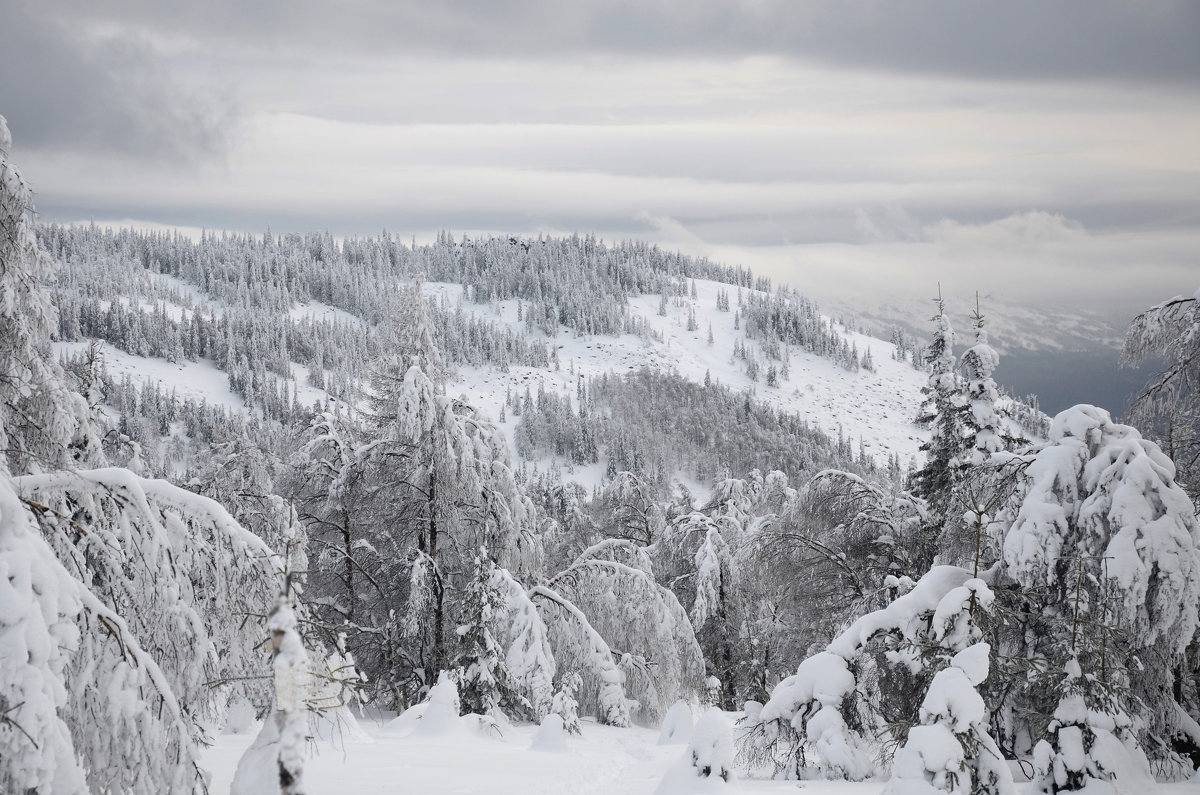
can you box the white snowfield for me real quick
[423,278,928,474]
[203,713,1197,794]
[53,340,247,411]
[204,713,862,795]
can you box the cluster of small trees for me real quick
[742,287,1200,793]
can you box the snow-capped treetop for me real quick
[571,537,656,578]
[1001,403,1200,655]
[960,298,1004,466]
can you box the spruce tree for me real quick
[912,287,968,533]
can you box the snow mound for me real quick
[313,706,373,744]
[230,718,284,795]
[530,713,567,751]
[658,701,695,745]
[655,708,737,794]
[413,672,462,737]
[384,702,428,734]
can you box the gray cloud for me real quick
[48,0,1200,84]
[0,1,234,158]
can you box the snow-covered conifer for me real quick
[959,295,1004,467]
[750,567,988,780]
[456,547,532,718]
[655,708,737,794]
[1028,660,1155,795]
[913,290,968,527]
[999,404,1200,744]
[884,643,1015,795]
[550,671,583,735]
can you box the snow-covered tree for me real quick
[0,114,100,474]
[1122,286,1200,495]
[550,671,583,735]
[959,296,1005,468]
[16,468,280,719]
[530,584,633,727]
[999,404,1200,756]
[546,556,705,724]
[884,640,1015,795]
[913,290,968,528]
[747,567,991,780]
[232,505,315,795]
[455,547,533,718]
[1028,660,1155,795]
[367,280,447,427]
[0,475,210,794]
[758,469,927,648]
[486,562,557,719]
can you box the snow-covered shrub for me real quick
[656,708,738,794]
[550,671,583,735]
[748,566,987,780]
[414,671,463,737]
[659,701,696,745]
[1028,661,1155,795]
[883,644,1015,795]
[530,713,567,752]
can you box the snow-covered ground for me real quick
[53,340,246,412]
[425,279,928,473]
[203,713,877,795]
[202,712,1197,794]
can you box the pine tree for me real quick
[959,294,1005,467]
[455,547,529,717]
[1029,660,1154,794]
[999,404,1200,761]
[912,287,968,532]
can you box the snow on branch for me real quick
[530,584,632,727]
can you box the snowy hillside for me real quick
[47,224,931,489]
[424,278,928,481]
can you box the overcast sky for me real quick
[3,0,1198,313]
